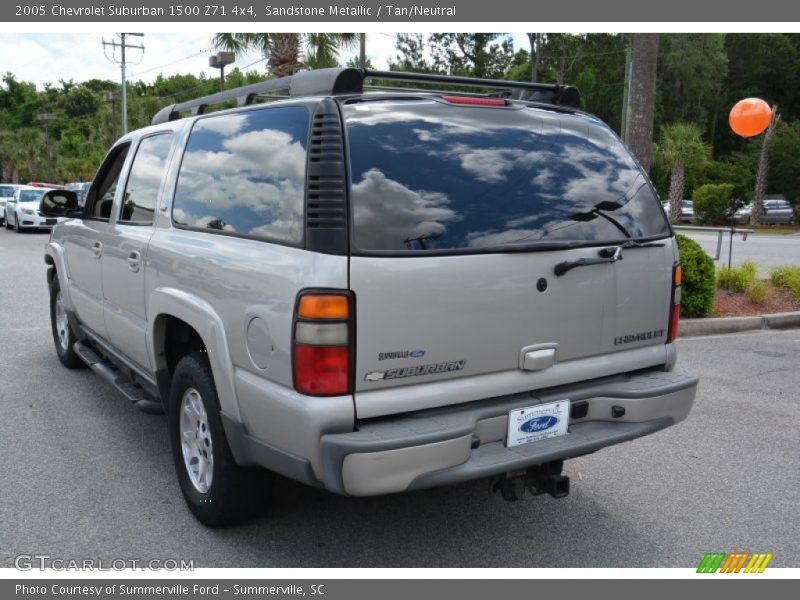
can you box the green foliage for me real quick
[744,280,767,304]
[676,234,716,318]
[768,120,800,203]
[693,183,735,225]
[770,265,800,300]
[717,260,758,292]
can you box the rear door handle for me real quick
[127,250,142,272]
[91,242,102,258]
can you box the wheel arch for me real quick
[149,288,241,420]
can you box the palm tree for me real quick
[213,33,358,78]
[751,107,780,226]
[654,123,710,223]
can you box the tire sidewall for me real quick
[168,353,235,524]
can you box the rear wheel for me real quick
[49,276,85,369]
[168,352,267,526]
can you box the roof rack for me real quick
[151,68,580,125]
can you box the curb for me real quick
[679,311,800,337]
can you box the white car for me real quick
[0,184,23,226]
[4,186,61,232]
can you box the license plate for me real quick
[46,219,57,226]
[507,400,570,448]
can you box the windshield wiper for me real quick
[554,240,665,277]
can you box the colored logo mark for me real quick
[696,552,773,573]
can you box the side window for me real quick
[86,144,130,220]
[119,134,173,225]
[172,106,309,244]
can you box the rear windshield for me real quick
[345,100,669,252]
[18,190,43,202]
[0,186,15,197]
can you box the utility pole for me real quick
[209,52,235,91]
[103,91,120,140]
[359,33,366,68]
[102,33,144,136]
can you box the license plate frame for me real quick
[506,400,570,448]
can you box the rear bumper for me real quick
[319,367,698,496]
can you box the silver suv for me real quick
[42,68,698,526]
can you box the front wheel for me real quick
[49,276,85,369]
[168,352,267,526]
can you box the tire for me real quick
[49,276,85,369]
[168,352,267,526]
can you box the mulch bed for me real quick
[712,282,800,317]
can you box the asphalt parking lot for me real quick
[681,229,800,275]
[1,228,798,568]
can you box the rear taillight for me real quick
[667,263,681,343]
[293,291,353,396]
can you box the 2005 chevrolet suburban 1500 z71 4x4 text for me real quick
[41,68,698,526]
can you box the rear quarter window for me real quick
[172,106,310,244]
[345,100,669,253]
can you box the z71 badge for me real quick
[364,360,466,382]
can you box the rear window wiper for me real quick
[554,240,665,277]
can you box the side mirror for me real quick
[40,190,81,217]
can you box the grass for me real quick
[744,280,767,303]
[770,265,800,300]
[750,225,800,235]
[717,260,758,292]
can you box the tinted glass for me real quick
[89,145,129,219]
[346,100,669,252]
[172,106,309,244]
[18,190,43,202]
[0,186,15,196]
[120,134,172,224]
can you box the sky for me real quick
[2,33,528,89]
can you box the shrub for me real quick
[676,234,715,318]
[770,265,800,300]
[770,265,800,289]
[692,183,735,225]
[717,260,758,292]
[745,280,767,304]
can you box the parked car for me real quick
[5,186,61,232]
[41,68,698,526]
[65,182,92,207]
[661,199,694,223]
[732,196,795,224]
[0,183,23,226]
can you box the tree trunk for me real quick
[751,109,780,226]
[268,33,302,78]
[668,162,685,223]
[359,33,366,68]
[527,33,541,83]
[624,33,659,173]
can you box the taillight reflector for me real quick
[441,95,507,107]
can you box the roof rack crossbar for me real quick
[151,67,580,125]
[362,69,560,93]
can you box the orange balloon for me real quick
[729,98,772,137]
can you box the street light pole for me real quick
[209,52,235,91]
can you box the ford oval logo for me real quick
[520,415,559,433]
[409,349,426,358]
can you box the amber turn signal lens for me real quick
[298,294,349,319]
[674,265,682,286]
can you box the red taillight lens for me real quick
[293,290,353,396]
[293,345,349,395]
[441,95,507,107]
[667,263,681,343]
